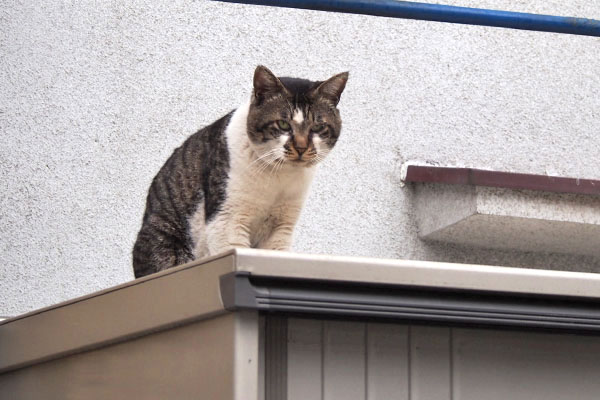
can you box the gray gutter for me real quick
[221,272,600,333]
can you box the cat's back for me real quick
[132,111,233,277]
[146,111,233,217]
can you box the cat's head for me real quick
[247,65,348,168]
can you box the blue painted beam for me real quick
[213,0,600,37]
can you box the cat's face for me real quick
[247,66,348,169]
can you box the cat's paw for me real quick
[210,242,251,255]
[261,244,291,252]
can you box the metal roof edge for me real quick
[220,271,600,333]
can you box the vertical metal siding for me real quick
[452,328,600,400]
[258,316,266,400]
[287,318,323,399]
[410,326,452,400]
[285,319,412,400]
[265,316,288,400]
[281,318,600,400]
[323,321,367,400]
[366,323,410,400]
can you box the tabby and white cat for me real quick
[132,66,348,278]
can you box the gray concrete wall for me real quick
[2,0,599,316]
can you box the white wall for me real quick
[1,0,599,316]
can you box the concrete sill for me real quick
[403,165,600,257]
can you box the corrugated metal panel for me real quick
[452,328,600,400]
[323,320,367,400]
[410,326,451,400]
[258,316,266,400]
[287,318,323,399]
[366,323,409,400]
[265,316,288,400]
[282,318,600,400]
[286,318,412,400]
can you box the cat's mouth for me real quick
[287,156,316,165]
[285,150,318,164]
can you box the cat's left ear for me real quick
[310,72,349,106]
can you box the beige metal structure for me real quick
[2,249,600,399]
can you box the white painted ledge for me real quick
[403,165,600,257]
[413,183,600,256]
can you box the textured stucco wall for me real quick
[1,1,599,316]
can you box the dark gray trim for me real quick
[219,271,256,310]
[265,316,288,400]
[220,272,600,333]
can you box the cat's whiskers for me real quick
[310,149,330,166]
[249,149,278,171]
[251,160,274,177]
[266,156,283,178]
[267,159,278,178]
[249,148,279,168]
[249,149,285,178]
[273,157,286,177]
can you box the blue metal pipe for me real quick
[213,0,600,37]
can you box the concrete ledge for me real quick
[403,165,600,256]
[412,182,600,256]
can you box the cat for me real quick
[132,65,348,278]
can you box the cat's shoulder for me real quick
[192,109,236,138]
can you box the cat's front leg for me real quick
[260,223,295,251]
[259,204,302,251]
[205,211,252,255]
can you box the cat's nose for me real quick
[293,135,308,154]
[295,146,307,156]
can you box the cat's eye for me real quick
[277,120,291,130]
[310,124,326,133]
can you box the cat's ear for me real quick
[253,65,287,102]
[310,72,349,106]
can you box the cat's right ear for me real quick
[253,65,287,103]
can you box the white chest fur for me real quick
[190,102,316,258]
